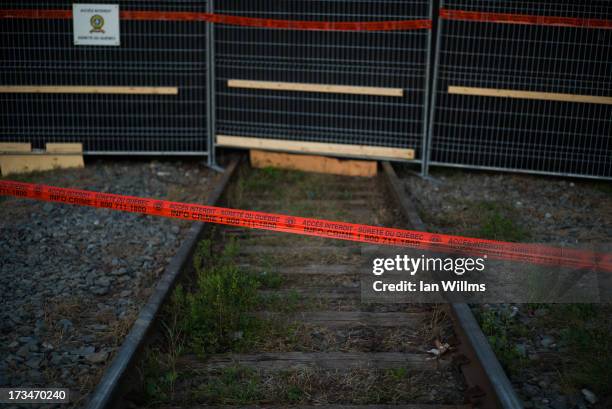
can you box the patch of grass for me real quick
[140,234,297,404]
[590,181,612,195]
[141,348,180,403]
[238,319,303,352]
[192,236,239,275]
[246,254,284,289]
[419,199,530,242]
[545,304,612,395]
[170,233,303,355]
[258,289,302,313]
[195,366,263,404]
[253,270,284,289]
[234,166,307,201]
[477,308,529,375]
[386,367,409,381]
[473,202,529,242]
[186,366,459,405]
[229,164,361,207]
[172,238,260,355]
[285,384,305,403]
[266,368,434,404]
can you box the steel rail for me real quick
[85,156,241,409]
[382,161,524,409]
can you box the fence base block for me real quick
[0,143,84,175]
[250,149,377,178]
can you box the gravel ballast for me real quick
[0,158,221,407]
[398,166,612,409]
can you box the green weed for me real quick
[172,237,260,355]
[239,167,292,195]
[474,202,528,242]
[546,304,612,395]
[195,366,263,404]
[140,284,187,403]
[141,348,180,403]
[254,270,284,289]
[419,199,530,242]
[286,385,305,403]
[590,181,612,195]
[477,308,528,375]
[387,367,409,381]
[258,289,302,313]
[247,254,284,289]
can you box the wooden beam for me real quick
[250,150,377,177]
[254,311,428,328]
[0,142,31,153]
[0,86,178,95]
[448,86,612,105]
[179,352,445,372]
[0,142,83,175]
[259,287,359,300]
[239,244,361,256]
[217,136,415,160]
[45,143,82,153]
[239,263,357,275]
[228,79,404,97]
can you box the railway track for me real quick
[87,157,522,409]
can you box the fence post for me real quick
[206,0,218,168]
[424,0,443,177]
[421,0,435,176]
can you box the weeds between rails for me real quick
[126,166,469,408]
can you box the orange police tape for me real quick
[0,9,432,31]
[1,180,611,273]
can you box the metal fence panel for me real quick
[215,0,431,161]
[428,0,612,179]
[0,2,208,154]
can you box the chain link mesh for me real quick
[428,0,612,179]
[0,1,208,154]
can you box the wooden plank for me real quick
[0,143,31,153]
[0,155,83,175]
[0,86,179,95]
[235,244,361,253]
[239,244,362,256]
[277,264,363,276]
[240,263,358,276]
[255,311,428,328]
[228,79,404,97]
[218,136,415,160]
[179,352,444,372]
[45,143,82,153]
[448,86,612,105]
[0,142,83,175]
[260,287,360,299]
[255,198,370,207]
[250,150,377,177]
